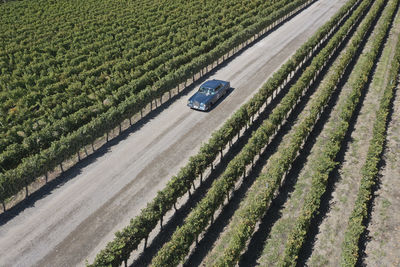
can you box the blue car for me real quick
[187,79,230,111]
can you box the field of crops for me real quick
[0,0,313,204]
[1,0,399,266]
[86,0,400,265]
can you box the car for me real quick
[187,79,230,111]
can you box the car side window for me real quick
[215,84,222,92]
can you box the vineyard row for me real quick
[0,0,314,205]
[90,0,360,265]
[159,0,376,265]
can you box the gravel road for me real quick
[0,1,347,266]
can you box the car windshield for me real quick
[199,86,214,95]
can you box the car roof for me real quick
[201,79,222,89]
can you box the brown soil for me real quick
[363,66,400,267]
[307,5,400,266]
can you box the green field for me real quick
[1,0,399,266]
[0,0,305,202]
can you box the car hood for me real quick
[189,92,213,104]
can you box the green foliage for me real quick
[89,0,334,266]
[151,0,370,266]
[278,0,398,265]
[340,3,400,266]
[208,0,379,265]
[0,0,302,201]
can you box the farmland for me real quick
[1,0,400,266]
[1,0,311,204]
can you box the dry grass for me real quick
[308,6,400,266]
[363,59,400,267]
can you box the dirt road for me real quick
[0,1,347,266]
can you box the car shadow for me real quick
[210,87,235,111]
[190,87,236,112]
